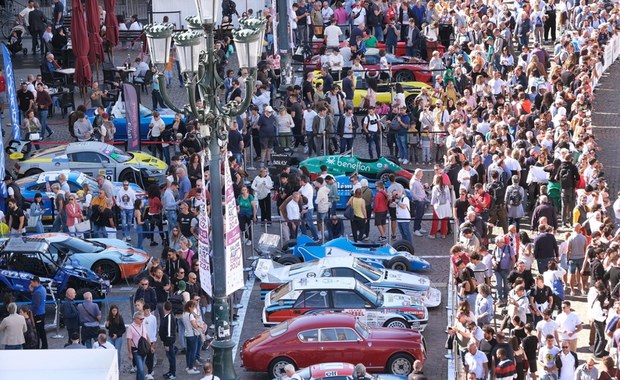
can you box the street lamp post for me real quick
[145,2,266,379]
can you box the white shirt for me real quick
[536,319,559,345]
[395,196,410,220]
[115,187,136,210]
[324,24,342,47]
[144,313,157,342]
[464,350,488,378]
[538,345,560,372]
[299,183,315,210]
[328,54,344,71]
[457,168,472,193]
[504,157,522,172]
[286,199,301,220]
[93,341,116,350]
[489,78,506,94]
[351,6,366,25]
[554,312,581,341]
[557,351,576,380]
[303,110,317,132]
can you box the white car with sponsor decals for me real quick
[262,277,428,331]
[255,257,441,308]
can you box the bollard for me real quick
[129,294,135,317]
[323,132,327,156]
[379,131,384,157]
[51,300,64,339]
[246,142,256,170]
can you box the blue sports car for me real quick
[275,235,429,272]
[86,100,178,140]
[16,170,147,221]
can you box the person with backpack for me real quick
[504,175,526,231]
[127,311,151,380]
[159,301,177,380]
[492,236,516,306]
[486,170,509,234]
[169,280,189,353]
[557,154,580,228]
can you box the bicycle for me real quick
[0,0,20,39]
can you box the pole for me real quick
[277,0,291,94]
[210,116,238,380]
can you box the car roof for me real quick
[65,141,110,154]
[288,313,358,330]
[291,277,358,290]
[1,237,49,253]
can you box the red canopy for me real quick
[85,0,104,65]
[71,0,91,88]
[104,0,119,47]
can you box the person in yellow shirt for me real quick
[347,188,367,242]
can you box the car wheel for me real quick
[387,256,411,272]
[384,155,400,166]
[391,239,415,254]
[278,254,302,266]
[395,176,410,189]
[377,169,395,182]
[281,239,298,250]
[92,259,121,283]
[405,95,416,112]
[24,168,44,177]
[268,357,295,378]
[384,318,410,329]
[387,353,414,375]
[119,169,137,183]
[395,70,414,82]
[5,140,19,155]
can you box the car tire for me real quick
[278,254,302,266]
[384,155,400,166]
[391,239,415,254]
[405,95,417,112]
[24,168,44,177]
[395,176,410,189]
[119,169,137,183]
[384,318,410,329]
[386,353,414,375]
[281,239,298,250]
[395,70,414,82]
[92,259,121,283]
[268,357,295,378]
[386,256,411,272]
[377,169,395,182]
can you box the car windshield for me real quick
[355,281,381,306]
[29,145,65,158]
[386,54,404,64]
[270,282,292,303]
[269,321,289,337]
[352,259,382,281]
[59,237,106,253]
[288,261,318,277]
[101,145,133,163]
[139,104,154,118]
[354,319,370,339]
[15,174,39,186]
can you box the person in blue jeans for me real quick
[395,106,411,164]
[492,237,515,305]
[181,300,204,375]
[127,311,149,380]
[410,169,428,236]
[159,301,177,380]
[395,192,413,244]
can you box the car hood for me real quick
[369,326,421,342]
[254,259,291,283]
[382,271,431,291]
[126,152,167,170]
[91,238,149,258]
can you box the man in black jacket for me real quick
[28,2,47,55]
[159,301,177,380]
[533,225,559,274]
[558,154,580,227]
[62,288,80,345]
[531,195,558,231]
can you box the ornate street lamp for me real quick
[145,2,266,379]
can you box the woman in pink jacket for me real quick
[65,195,84,236]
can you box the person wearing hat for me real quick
[257,105,277,167]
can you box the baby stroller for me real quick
[6,25,27,56]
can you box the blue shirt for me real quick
[32,284,46,316]
[178,176,191,200]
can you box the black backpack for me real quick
[507,186,522,207]
[169,292,185,315]
[559,165,574,189]
[131,325,150,356]
[486,181,506,208]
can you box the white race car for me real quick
[255,256,441,308]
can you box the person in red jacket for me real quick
[373,181,389,241]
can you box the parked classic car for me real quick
[255,257,441,308]
[0,237,109,300]
[262,277,428,331]
[272,362,407,380]
[241,313,426,378]
[274,235,430,272]
[299,155,413,181]
[15,142,168,186]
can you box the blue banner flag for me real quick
[0,105,5,182]
[122,83,140,151]
[1,44,21,141]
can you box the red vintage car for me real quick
[361,53,433,84]
[241,313,427,378]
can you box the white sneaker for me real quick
[187,368,201,375]
[428,235,436,239]
[245,239,252,246]
[146,374,154,380]
[419,229,428,234]
[402,159,409,164]
[414,230,424,237]
[130,366,137,373]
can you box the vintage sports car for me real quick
[87,99,178,140]
[14,142,168,186]
[362,53,433,84]
[255,257,441,308]
[22,233,149,283]
[241,313,427,377]
[273,362,407,380]
[262,277,428,331]
[0,237,109,300]
[17,170,147,221]
[299,155,413,181]
[275,235,430,272]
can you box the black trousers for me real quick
[544,14,556,42]
[34,314,48,349]
[259,197,272,222]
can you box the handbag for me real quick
[444,334,455,350]
[28,133,41,141]
[344,205,353,220]
[75,220,91,233]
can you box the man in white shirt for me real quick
[321,1,334,25]
[143,304,158,380]
[554,300,582,352]
[18,0,35,28]
[328,48,344,78]
[315,177,331,235]
[536,309,560,347]
[303,104,318,155]
[93,333,116,350]
[324,18,342,48]
[489,71,507,97]
[299,175,320,241]
[286,192,302,237]
[350,1,366,26]
[115,181,136,242]
[555,341,578,380]
[464,341,488,380]
[537,334,560,379]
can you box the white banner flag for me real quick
[224,156,245,295]
[198,153,212,297]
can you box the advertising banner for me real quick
[2,44,21,141]
[122,83,140,151]
[224,156,244,295]
[198,152,212,297]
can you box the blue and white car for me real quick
[275,235,429,272]
[255,256,441,307]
